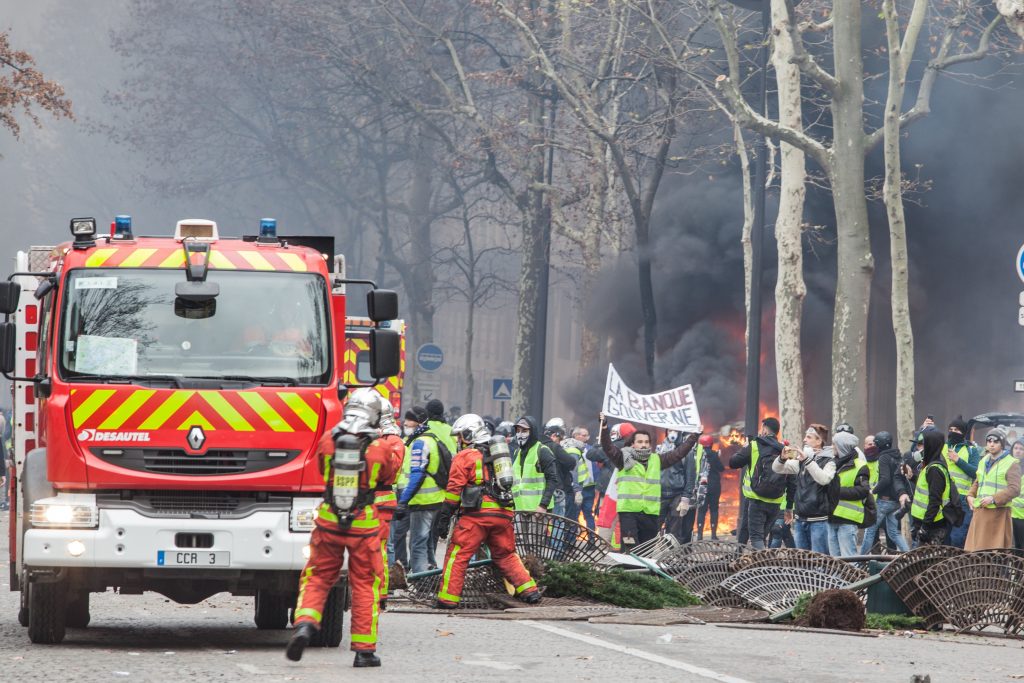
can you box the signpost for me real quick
[493,378,512,421]
[415,343,444,373]
[1014,380,1024,393]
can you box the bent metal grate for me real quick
[513,512,611,565]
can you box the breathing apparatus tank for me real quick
[486,435,514,491]
[330,433,367,526]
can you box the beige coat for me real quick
[965,456,1021,551]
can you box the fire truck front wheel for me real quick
[27,577,67,644]
[66,590,90,628]
[253,590,291,630]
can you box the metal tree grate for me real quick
[631,534,682,562]
[729,548,868,584]
[879,545,964,629]
[513,512,612,565]
[406,564,506,610]
[665,560,735,598]
[661,540,750,568]
[702,585,760,610]
[914,551,1024,635]
[720,566,862,613]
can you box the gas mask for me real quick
[485,436,515,491]
[912,450,923,463]
[516,431,529,447]
[330,433,367,526]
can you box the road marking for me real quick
[520,620,753,683]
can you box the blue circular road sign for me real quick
[416,343,444,372]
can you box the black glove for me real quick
[435,506,455,539]
[392,503,409,521]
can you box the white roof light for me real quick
[174,219,219,241]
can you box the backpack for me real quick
[859,490,877,529]
[942,472,965,527]
[750,446,788,499]
[432,436,454,489]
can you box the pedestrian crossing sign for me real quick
[492,379,512,401]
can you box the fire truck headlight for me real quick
[30,496,99,529]
[290,498,321,532]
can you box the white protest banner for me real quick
[601,364,701,432]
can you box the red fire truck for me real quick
[0,216,402,644]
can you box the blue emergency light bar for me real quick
[260,218,277,238]
[114,214,133,239]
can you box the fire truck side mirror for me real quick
[0,281,21,315]
[368,328,401,381]
[0,322,15,375]
[366,290,398,323]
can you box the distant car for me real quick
[966,413,1024,445]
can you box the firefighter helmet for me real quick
[336,387,383,436]
[376,392,401,436]
[452,413,490,446]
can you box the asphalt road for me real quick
[1,511,1022,682]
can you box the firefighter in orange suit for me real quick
[375,394,405,609]
[435,414,542,608]
[286,388,401,668]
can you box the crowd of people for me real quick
[730,415,1024,555]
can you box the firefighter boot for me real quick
[521,590,542,605]
[285,622,318,662]
[354,651,381,668]
[433,599,458,610]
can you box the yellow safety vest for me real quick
[740,442,785,506]
[911,462,950,523]
[617,452,662,516]
[975,453,1015,509]
[832,461,865,524]
[512,442,546,511]
[942,444,974,494]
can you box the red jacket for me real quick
[316,433,401,536]
[444,447,514,519]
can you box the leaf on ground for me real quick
[436,629,454,637]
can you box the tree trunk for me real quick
[770,0,808,441]
[404,128,437,405]
[882,0,916,447]
[734,124,754,351]
[829,0,873,432]
[510,91,549,420]
[464,294,475,412]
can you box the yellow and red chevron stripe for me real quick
[70,388,322,433]
[342,323,406,410]
[83,246,310,272]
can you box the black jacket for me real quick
[541,436,581,498]
[586,444,614,493]
[699,447,725,491]
[511,416,561,509]
[873,447,910,500]
[730,435,795,510]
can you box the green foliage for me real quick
[539,562,699,609]
[791,592,813,619]
[864,613,925,631]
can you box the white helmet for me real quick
[336,387,383,436]
[451,413,490,445]
[544,417,566,437]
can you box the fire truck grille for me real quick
[96,490,294,518]
[91,448,302,476]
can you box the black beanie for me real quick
[404,406,428,423]
[948,415,968,433]
[425,399,445,420]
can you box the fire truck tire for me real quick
[66,591,90,628]
[27,579,67,644]
[253,590,289,629]
[309,585,345,648]
[18,580,29,627]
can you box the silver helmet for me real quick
[336,387,384,436]
[376,393,401,436]
[451,413,491,445]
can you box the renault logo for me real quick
[187,425,207,451]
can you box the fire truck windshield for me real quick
[59,268,331,385]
